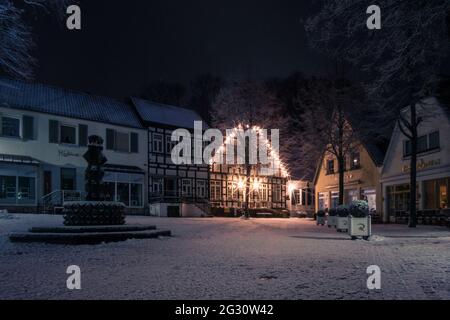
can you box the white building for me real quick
[381,97,450,223]
[0,78,148,214]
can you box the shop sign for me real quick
[402,158,441,173]
[58,150,81,158]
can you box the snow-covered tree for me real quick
[0,0,69,79]
[306,0,450,227]
[211,80,291,217]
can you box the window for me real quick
[326,159,335,175]
[61,168,77,191]
[210,181,221,201]
[417,135,427,153]
[166,135,177,155]
[60,125,76,145]
[0,176,17,204]
[273,184,282,202]
[152,178,163,196]
[331,191,339,208]
[17,177,36,205]
[130,184,143,207]
[403,131,440,157]
[318,192,328,210]
[197,180,206,199]
[153,134,163,153]
[182,179,192,196]
[1,116,20,138]
[117,183,130,206]
[115,132,130,152]
[429,131,440,150]
[403,140,412,157]
[350,152,361,170]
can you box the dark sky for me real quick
[31,0,331,98]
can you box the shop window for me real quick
[318,192,328,210]
[331,191,339,208]
[130,184,143,207]
[17,177,36,204]
[104,182,115,202]
[117,183,130,206]
[60,125,76,145]
[326,159,335,175]
[0,176,17,204]
[1,116,20,138]
[438,179,448,209]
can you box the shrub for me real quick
[336,205,349,217]
[328,208,338,216]
[349,200,369,218]
[317,210,326,217]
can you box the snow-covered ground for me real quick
[1,214,449,300]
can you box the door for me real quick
[60,168,77,191]
[43,171,52,196]
[164,178,177,197]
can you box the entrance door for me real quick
[43,171,52,196]
[164,178,177,197]
[60,168,76,191]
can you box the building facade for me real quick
[132,98,210,217]
[0,78,148,214]
[286,180,315,216]
[314,142,384,220]
[381,98,450,223]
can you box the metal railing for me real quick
[41,190,85,214]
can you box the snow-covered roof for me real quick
[131,97,209,130]
[0,77,144,129]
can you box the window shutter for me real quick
[49,120,59,143]
[106,128,115,150]
[130,132,139,153]
[22,115,34,140]
[78,124,88,147]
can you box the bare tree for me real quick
[0,0,69,79]
[211,80,290,218]
[297,78,374,205]
[306,0,450,227]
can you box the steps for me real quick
[9,225,171,245]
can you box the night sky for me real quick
[30,0,331,98]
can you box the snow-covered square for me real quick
[1,214,449,300]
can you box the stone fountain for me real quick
[9,136,171,245]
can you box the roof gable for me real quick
[131,97,208,130]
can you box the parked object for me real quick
[336,205,349,232]
[348,200,371,240]
[316,210,326,226]
[327,208,337,228]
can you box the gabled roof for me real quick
[312,139,388,185]
[0,77,144,129]
[131,97,208,130]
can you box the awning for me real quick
[0,154,40,166]
[104,164,145,174]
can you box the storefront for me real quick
[381,97,450,222]
[0,155,39,209]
